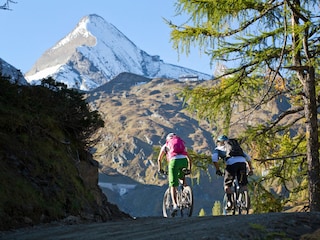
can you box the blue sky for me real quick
[0,0,213,75]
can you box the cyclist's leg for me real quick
[177,158,188,186]
[170,187,177,207]
[224,164,236,208]
[168,159,179,208]
[236,162,250,212]
[224,164,236,195]
[237,162,248,190]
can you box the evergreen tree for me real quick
[168,0,320,211]
[212,201,222,216]
[199,208,206,216]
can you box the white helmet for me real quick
[166,133,176,141]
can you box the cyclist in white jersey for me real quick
[212,135,253,209]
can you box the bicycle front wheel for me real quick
[162,188,173,218]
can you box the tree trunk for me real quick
[302,67,320,211]
[291,0,320,211]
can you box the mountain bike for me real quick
[222,170,250,215]
[161,168,193,218]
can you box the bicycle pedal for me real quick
[171,209,178,217]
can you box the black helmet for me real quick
[217,135,228,142]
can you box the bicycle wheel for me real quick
[180,186,193,217]
[232,192,237,215]
[162,188,173,218]
[223,193,236,215]
[238,190,250,215]
[222,194,228,215]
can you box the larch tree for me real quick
[168,0,320,211]
[0,0,16,10]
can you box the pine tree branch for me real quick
[254,153,306,162]
[0,0,16,10]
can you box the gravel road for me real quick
[1,212,320,240]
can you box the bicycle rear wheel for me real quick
[222,194,228,215]
[180,186,193,217]
[162,188,173,218]
[223,193,236,215]
[238,190,250,214]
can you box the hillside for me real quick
[86,73,216,184]
[0,77,130,231]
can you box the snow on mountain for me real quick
[0,58,28,85]
[25,14,212,91]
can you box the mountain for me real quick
[0,58,28,85]
[25,14,212,91]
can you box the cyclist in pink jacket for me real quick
[157,133,192,216]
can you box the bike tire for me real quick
[238,190,250,215]
[180,186,193,217]
[162,188,173,218]
[222,194,228,215]
[222,193,235,215]
[232,192,236,215]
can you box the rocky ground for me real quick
[1,212,320,240]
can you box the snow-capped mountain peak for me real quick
[53,15,94,51]
[0,58,28,85]
[25,14,212,91]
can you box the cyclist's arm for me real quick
[243,152,253,174]
[157,145,166,171]
[213,161,220,171]
[212,150,221,172]
[246,160,253,173]
[186,152,192,171]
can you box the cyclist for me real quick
[212,135,253,210]
[157,133,192,215]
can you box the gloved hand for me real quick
[248,170,253,176]
[216,169,223,176]
[158,169,164,174]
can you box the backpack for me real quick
[166,136,186,155]
[225,138,245,158]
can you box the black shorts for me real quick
[224,162,248,187]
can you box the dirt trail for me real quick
[1,212,320,240]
